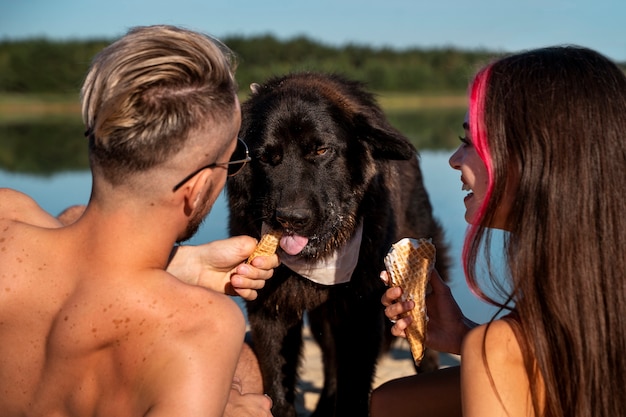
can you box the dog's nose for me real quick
[276,207,312,230]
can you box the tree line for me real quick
[0,34,508,95]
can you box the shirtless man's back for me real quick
[0,193,244,416]
[0,25,272,417]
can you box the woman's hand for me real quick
[380,272,415,338]
[425,269,476,354]
[381,268,476,355]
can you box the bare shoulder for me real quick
[461,319,532,417]
[137,274,246,341]
[150,281,247,356]
[137,278,247,414]
[0,188,60,227]
[0,188,39,217]
[462,319,523,366]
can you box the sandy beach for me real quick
[294,326,460,416]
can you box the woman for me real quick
[372,46,626,417]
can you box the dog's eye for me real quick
[258,148,282,165]
[316,147,329,156]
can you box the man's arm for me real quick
[0,192,278,300]
[166,237,279,300]
[50,200,280,300]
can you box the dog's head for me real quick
[227,72,416,261]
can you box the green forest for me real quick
[0,34,508,95]
[1,35,624,175]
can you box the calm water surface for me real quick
[0,150,504,324]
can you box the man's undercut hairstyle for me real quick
[81,25,238,184]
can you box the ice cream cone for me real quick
[383,238,435,365]
[247,229,282,263]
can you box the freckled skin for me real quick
[0,143,247,415]
[0,219,244,415]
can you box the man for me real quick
[0,25,274,416]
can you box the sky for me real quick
[1,0,625,62]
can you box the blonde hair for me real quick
[81,25,238,184]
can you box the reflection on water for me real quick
[387,108,467,150]
[0,116,87,175]
[0,108,467,175]
[0,110,507,324]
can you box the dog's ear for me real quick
[353,113,417,161]
[250,83,261,94]
[226,161,255,237]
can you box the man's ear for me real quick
[180,168,214,214]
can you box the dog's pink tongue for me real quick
[280,234,309,256]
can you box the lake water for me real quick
[0,150,503,324]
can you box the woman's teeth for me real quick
[462,183,472,192]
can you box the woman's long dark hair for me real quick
[465,46,626,416]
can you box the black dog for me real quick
[227,72,449,417]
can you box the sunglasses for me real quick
[172,138,251,191]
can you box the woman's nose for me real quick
[449,147,462,169]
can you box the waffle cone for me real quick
[383,238,435,365]
[247,229,282,264]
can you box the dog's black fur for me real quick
[227,72,449,417]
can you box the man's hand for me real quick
[166,236,280,300]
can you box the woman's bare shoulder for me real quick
[462,319,523,366]
[461,319,532,417]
